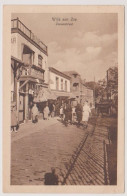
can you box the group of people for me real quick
[60,101,91,128]
[11,100,91,132]
[31,102,55,123]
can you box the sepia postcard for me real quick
[3,5,124,193]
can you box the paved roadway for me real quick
[11,116,111,185]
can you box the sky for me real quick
[12,13,118,81]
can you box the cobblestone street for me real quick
[11,116,117,185]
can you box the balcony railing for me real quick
[20,65,44,81]
[11,18,48,54]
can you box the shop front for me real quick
[18,77,47,123]
[33,87,57,117]
[50,91,77,115]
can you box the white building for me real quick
[11,17,49,123]
[49,67,72,98]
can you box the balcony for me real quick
[20,64,45,82]
[11,18,48,55]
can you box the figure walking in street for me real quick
[82,101,91,128]
[75,103,82,127]
[51,103,55,117]
[44,102,50,120]
[32,103,38,123]
[49,103,53,118]
[11,102,19,132]
[64,103,72,126]
[60,105,64,121]
[72,105,76,124]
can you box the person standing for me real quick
[11,102,18,132]
[82,101,91,128]
[60,105,64,120]
[75,103,82,127]
[64,103,72,126]
[52,103,55,117]
[32,103,38,123]
[72,105,76,124]
[44,103,50,120]
[49,103,53,118]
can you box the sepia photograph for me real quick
[3,5,124,193]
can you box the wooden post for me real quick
[25,83,29,122]
[14,62,17,103]
[16,81,19,123]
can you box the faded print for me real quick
[10,13,118,186]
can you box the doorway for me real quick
[19,93,25,123]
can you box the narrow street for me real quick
[11,116,117,185]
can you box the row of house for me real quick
[11,18,94,123]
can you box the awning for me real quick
[52,91,76,99]
[68,93,77,99]
[33,88,57,103]
[54,91,71,97]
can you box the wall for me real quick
[70,74,81,93]
[81,85,94,105]
[11,33,49,83]
[49,71,70,92]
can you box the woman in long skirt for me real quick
[44,103,50,120]
[82,101,91,128]
[11,102,18,132]
[32,104,38,123]
[75,103,82,127]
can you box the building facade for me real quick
[11,18,49,123]
[49,67,71,96]
[80,84,94,106]
[63,71,82,103]
[64,71,94,106]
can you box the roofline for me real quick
[11,56,23,64]
[63,71,80,76]
[11,18,48,56]
[49,67,71,80]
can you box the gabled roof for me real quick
[49,67,71,80]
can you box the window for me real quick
[38,55,43,68]
[65,81,67,91]
[73,83,79,91]
[73,74,77,78]
[56,77,59,90]
[22,45,33,65]
[61,79,63,90]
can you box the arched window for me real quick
[38,55,43,68]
